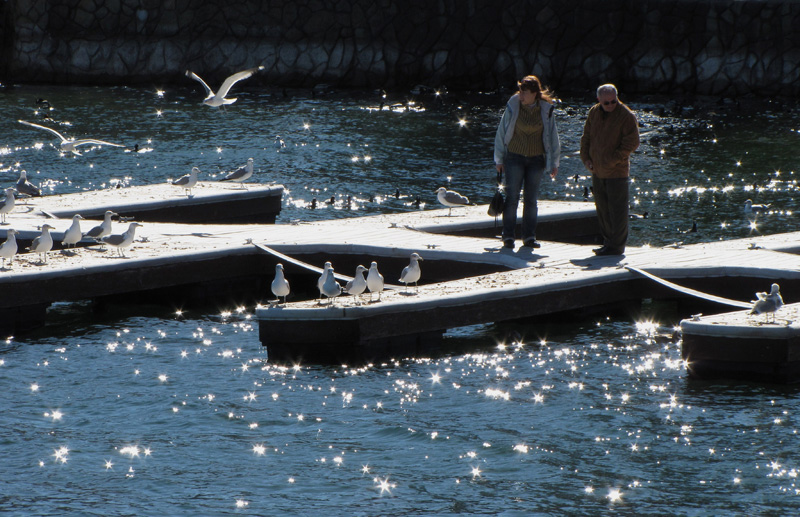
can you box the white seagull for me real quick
[84,210,117,241]
[366,261,384,301]
[271,263,290,303]
[171,167,201,196]
[30,223,54,263]
[0,229,18,268]
[750,283,784,323]
[16,170,42,197]
[0,188,15,224]
[101,222,143,257]
[399,252,423,292]
[321,265,342,305]
[317,261,333,302]
[345,265,368,303]
[436,186,470,216]
[61,214,84,249]
[220,158,255,189]
[744,199,770,219]
[185,66,265,107]
[18,120,124,155]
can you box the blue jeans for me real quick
[502,152,545,243]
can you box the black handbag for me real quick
[488,171,504,217]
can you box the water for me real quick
[2,85,800,515]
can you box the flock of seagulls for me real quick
[270,254,421,306]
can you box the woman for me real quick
[493,75,561,249]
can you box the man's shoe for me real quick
[595,248,623,256]
[524,240,541,249]
[592,246,607,255]
[503,240,515,249]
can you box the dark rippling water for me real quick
[2,84,800,515]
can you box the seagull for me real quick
[436,186,470,216]
[366,261,384,301]
[171,167,201,196]
[101,222,142,257]
[271,263,290,303]
[744,199,770,218]
[317,261,333,302]
[220,158,254,189]
[399,252,423,292]
[29,223,54,263]
[84,210,117,241]
[61,214,84,249]
[750,283,784,323]
[0,188,15,224]
[0,229,18,268]
[16,170,42,197]
[345,265,368,303]
[185,66,264,107]
[321,265,342,305]
[18,120,124,155]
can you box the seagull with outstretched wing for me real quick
[185,66,264,107]
[18,120,124,155]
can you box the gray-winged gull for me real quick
[436,186,470,216]
[345,264,368,303]
[744,199,770,219]
[220,158,254,189]
[61,214,84,249]
[101,222,142,257]
[171,167,201,197]
[18,120,124,155]
[16,170,42,197]
[84,210,117,241]
[30,223,54,263]
[185,66,264,107]
[367,261,384,301]
[750,283,783,323]
[271,263,290,303]
[0,188,15,224]
[321,265,342,305]
[399,252,423,291]
[0,229,18,268]
[317,261,332,302]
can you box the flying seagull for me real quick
[18,120,124,155]
[436,186,470,216]
[185,66,265,107]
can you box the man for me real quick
[579,84,640,256]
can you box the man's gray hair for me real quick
[597,84,618,97]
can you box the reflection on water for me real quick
[1,86,800,513]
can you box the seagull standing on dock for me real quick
[0,188,15,224]
[436,186,470,216]
[0,229,18,268]
[101,222,142,257]
[84,210,117,243]
[18,120,125,155]
[61,214,84,249]
[399,252,423,292]
[321,265,342,305]
[345,265,368,303]
[171,167,201,197]
[29,223,54,263]
[185,66,264,107]
[16,170,42,197]
[220,158,254,189]
[367,261,384,301]
[317,262,333,302]
[750,283,783,323]
[271,263,290,303]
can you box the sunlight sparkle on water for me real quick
[607,488,623,502]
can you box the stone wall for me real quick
[2,0,799,96]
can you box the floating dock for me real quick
[680,304,800,383]
[26,182,284,224]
